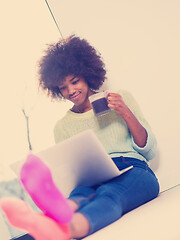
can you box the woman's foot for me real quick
[20,153,74,224]
[0,197,70,240]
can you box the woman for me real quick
[0,35,159,240]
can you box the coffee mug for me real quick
[89,92,111,116]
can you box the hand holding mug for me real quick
[106,92,130,119]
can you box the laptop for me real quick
[11,130,133,197]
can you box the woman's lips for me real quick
[70,92,81,101]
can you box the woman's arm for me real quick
[107,92,147,148]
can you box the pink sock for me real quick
[20,153,74,224]
[0,197,70,240]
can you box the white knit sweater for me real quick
[54,90,157,163]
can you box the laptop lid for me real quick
[11,130,132,197]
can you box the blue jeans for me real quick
[69,157,160,236]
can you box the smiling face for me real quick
[58,75,94,113]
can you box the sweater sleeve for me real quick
[131,126,157,161]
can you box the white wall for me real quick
[0,0,60,180]
[45,0,180,191]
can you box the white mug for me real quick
[89,92,111,117]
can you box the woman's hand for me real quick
[106,92,131,119]
[106,91,147,148]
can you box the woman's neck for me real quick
[71,103,92,113]
[71,90,95,113]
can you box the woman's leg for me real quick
[0,197,70,240]
[4,154,95,239]
[0,197,92,240]
[16,154,159,238]
[20,153,74,224]
[20,154,96,224]
[0,167,159,239]
[68,185,96,210]
[76,165,159,235]
[67,186,97,238]
[69,212,90,238]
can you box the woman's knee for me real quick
[69,186,96,198]
[122,170,160,213]
[69,186,96,210]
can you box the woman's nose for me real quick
[67,85,75,96]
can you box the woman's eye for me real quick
[72,79,79,85]
[59,86,66,91]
